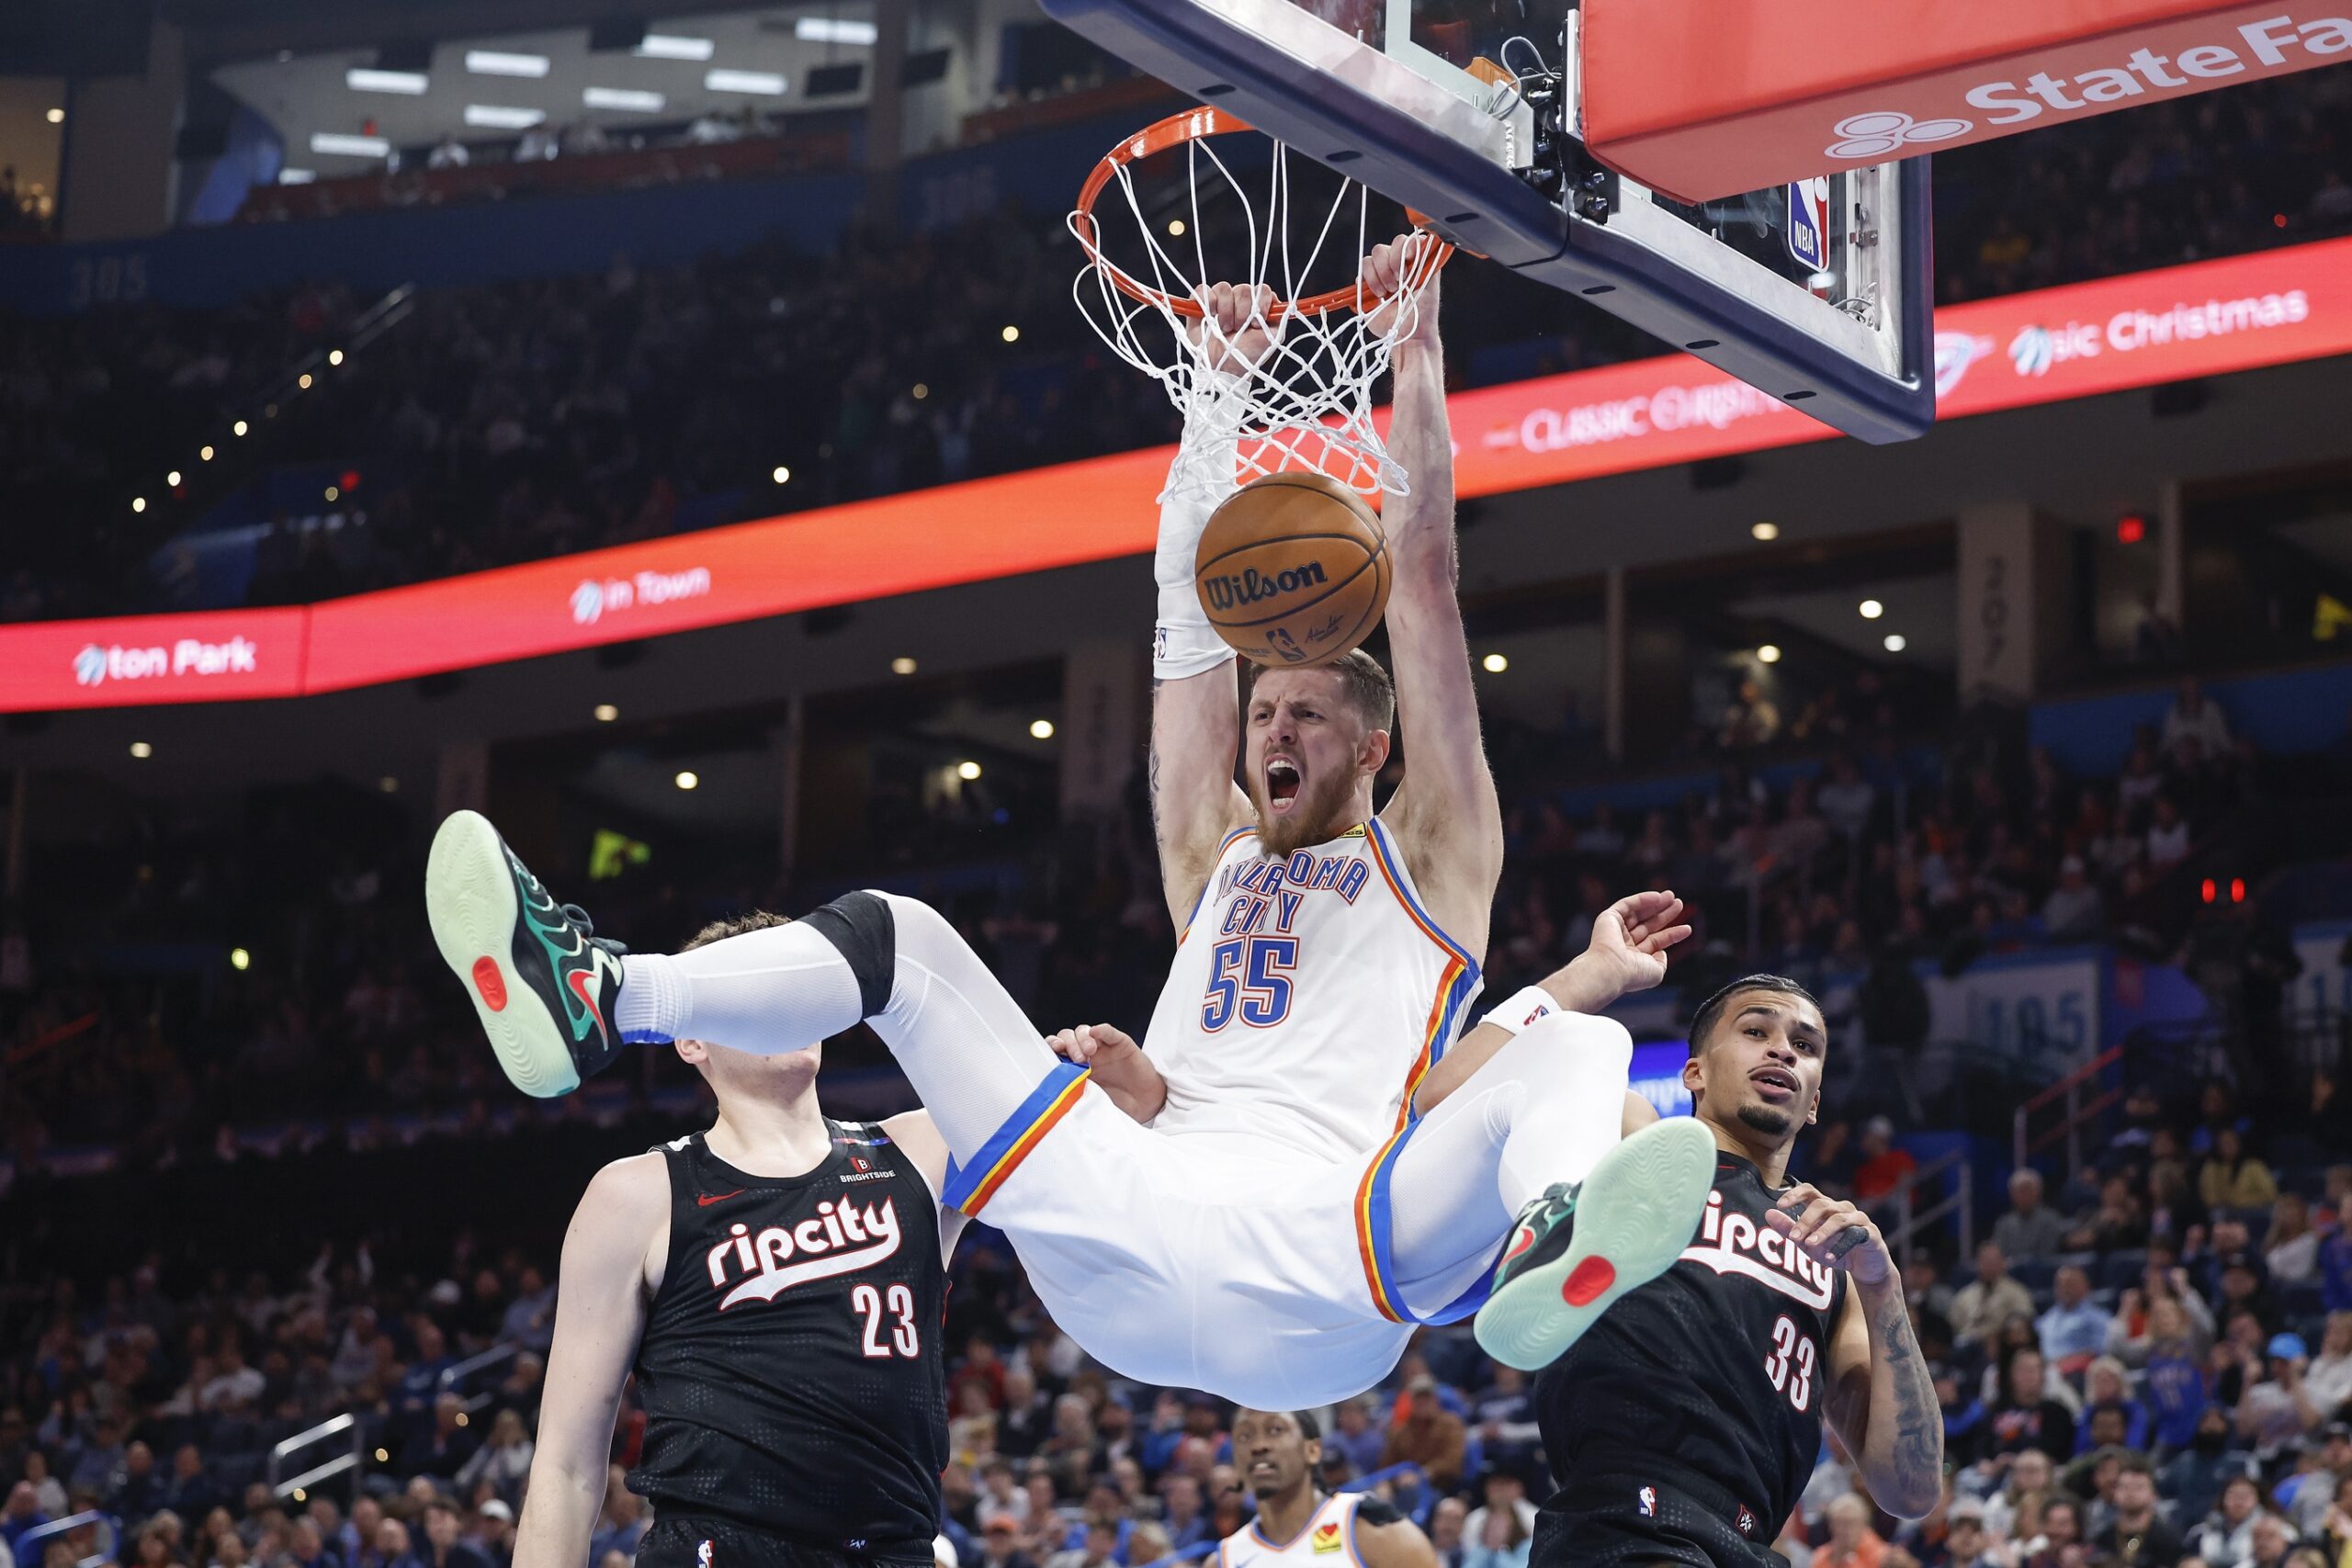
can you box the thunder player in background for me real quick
[1528,977,1945,1568]
[426,239,1714,1408]
[514,912,976,1568]
[1220,1409,1437,1568]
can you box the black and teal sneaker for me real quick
[1474,1116,1717,1371]
[425,809,628,1099]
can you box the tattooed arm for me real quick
[1769,1184,1945,1518]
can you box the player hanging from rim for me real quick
[424,236,1717,1407]
[1528,976,1945,1568]
[1218,1408,1438,1568]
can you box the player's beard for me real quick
[1253,763,1355,858]
[1736,1100,1794,1137]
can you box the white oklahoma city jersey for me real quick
[1144,817,1482,1166]
[1221,1494,1372,1568]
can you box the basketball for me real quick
[1193,471,1391,668]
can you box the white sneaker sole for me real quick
[1474,1115,1718,1371]
[425,809,582,1099]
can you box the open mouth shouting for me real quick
[1748,1066,1799,1104]
[1263,755,1303,815]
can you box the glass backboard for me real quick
[1038,0,1937,443]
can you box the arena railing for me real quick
[2010,1044,2127,1188]
[17,1509,119,1568]
[268,1410,367,1505]
[1882,1147,1973,1267]
[440,1341,522,1414]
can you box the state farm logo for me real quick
[73,637,258,687]
[1825,110,1972,161]
[570,567,711,626]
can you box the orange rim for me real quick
[1073,106,1453,323]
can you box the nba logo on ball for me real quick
[1785,178,1830,273]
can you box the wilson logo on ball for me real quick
[1201,561,1330,612]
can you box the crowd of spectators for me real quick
[5,71,2352,624]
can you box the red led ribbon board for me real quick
[1582,0,2352,204]
[4,236,2350,712]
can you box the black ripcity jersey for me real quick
[626,1123,949,1564]
[1532,1151,1849,1556]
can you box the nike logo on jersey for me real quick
[706,1196,904,1309]
[1676,1189,1836,1310]
[697,1190,745,1206]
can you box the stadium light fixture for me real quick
[131,497,145,513]
[345,68,429,95]
[44,108,63,125]
[167,470,183,487]
[956,761,982,781]
[1030,719,1056,739]
[891,657,917,675]
[298,374,313,389]
[278,169,317,184]
[1168,219,1186,237]
[1001,324,1020,344]
[911,383,929,400]
[1750,521,1779,541]
[1859,599,1884,619]
[231,948,252,971]
[1481,653,1510,673]
[379,777,399,793]
[1883,634,1907,652]
[772,466,791,484]
[325,486,341,502]
[232,420,249,436]
[674,771,700,791]
[466,50,551,77]
[200,446,214,461]
[130,741,153,759]
[1757,644,1782,664]
[706,68,786,95]
[310,132,391,158]
[636,34,715,60]
[583,86,666,112]
[796,17,880,44]
[465,104,547,130]
[328,349,345,365]
[594,704,619,722]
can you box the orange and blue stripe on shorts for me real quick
[1352,818,1495,1325]
[942,1060,1091,1218]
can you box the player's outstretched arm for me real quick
[1412,891,1689,1115]
[1350,1503,1442,1568]
[1770,1186,1944,1518]
[514,1155,666,1568]
[1148,283,1270,924]
[1363,239,1503,958]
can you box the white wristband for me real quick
[1481,986,1562,1037]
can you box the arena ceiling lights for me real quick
[705,67,786,94]
[582,86,665,112]
[345,67,428,94]
[463,104,546,129]
[633,33,715,60]
[463,50,550,77]
[795,17,878,45]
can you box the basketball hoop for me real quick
[1069,107,1453,503]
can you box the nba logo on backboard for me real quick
[1786,178,1831,273]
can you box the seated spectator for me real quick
[2266,1196,2318,1285]
[2239,1336,2325,1459]
[1383,1377,1467,1492]
[2163,1405,2249,1528]
[1429,1498,1466,1568]
[1985,1347,2079,1469]
[976,1516,1035,1568]
[2305,1314,2352,1420]
[1951,1244,2037,1348]
[1460,1496,1531,1568]
[1995,1171,2069,1263]
[1981,1445,2055,1540]
[2067,1177,2151,1255]
[2037,1269,2109,1379]
[2202,1131,2280,1215]
[2022,1495,2085,1568]
[0,1485,48,1561]
[1327,1398,1385,1479]
[1852,1118,1918,1213]
[2092,1453,2183,1567]
[2147,795,2193,871]
[1819,1494,1886,1568]
[451,1410,532,1508]
[1937,1498,1998,1568]
[418,1501,491,1568]
[2276,1427,2352,1538]
[2040,857,2106,940]
[2075,1358,2154,1455]
[2245,1511,2299,1568]
[2165,678,2233,760]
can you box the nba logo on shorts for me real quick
[697,1540,714,1568]
[1637,1487,1657,1518]
[1786,178,1830,273]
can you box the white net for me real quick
[1069,114,1448,506]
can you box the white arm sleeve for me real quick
[1153,383,1250,682]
